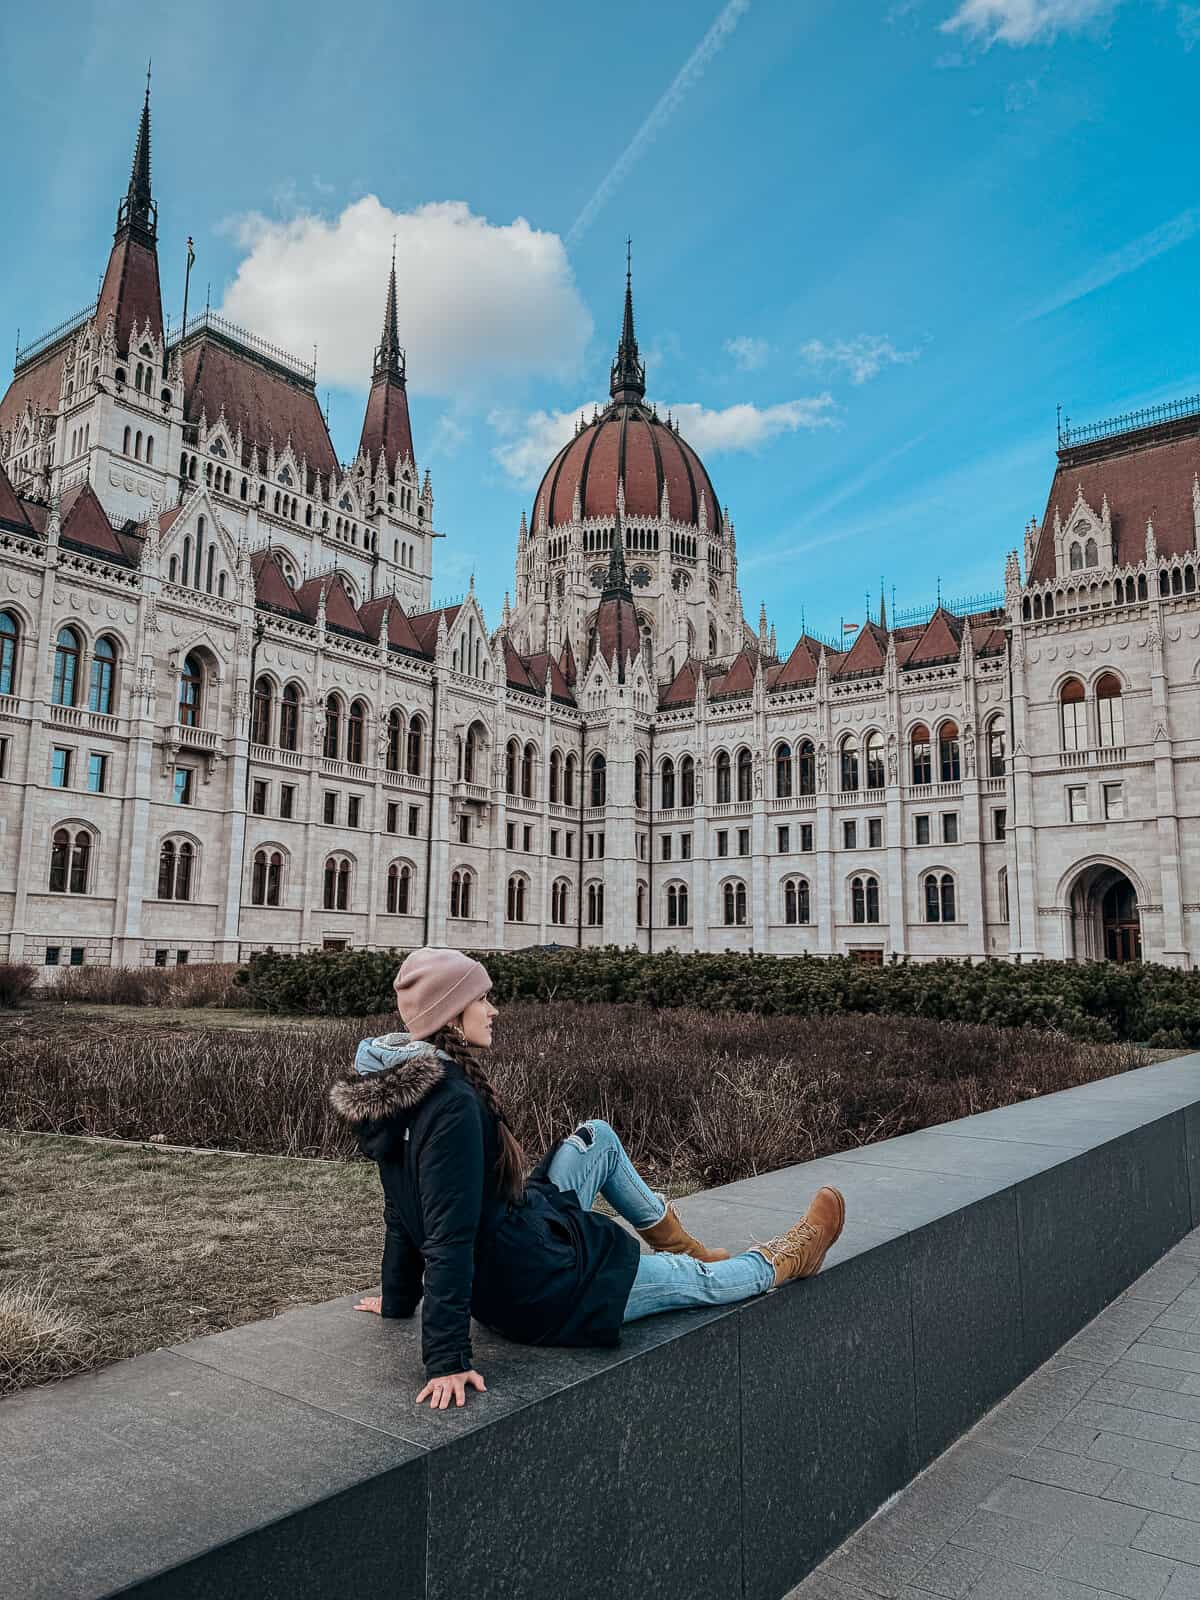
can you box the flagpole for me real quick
[181,236,195,341]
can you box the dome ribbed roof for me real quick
[530,256,720,533]
[533,400,719,531]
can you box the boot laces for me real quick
[759,1217,820,1263]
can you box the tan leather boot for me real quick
[753,1186,846,1286]
[637,1202,731,1263]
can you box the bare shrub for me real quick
[45,962,242,1009]
[0,1003,1145,1188]
[0,1279,98,1395]
[0,964,37,1009]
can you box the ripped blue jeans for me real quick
[545,1119,775,1323]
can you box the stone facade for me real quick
[1,91,1197,974]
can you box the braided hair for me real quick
[429,1026,526,1203]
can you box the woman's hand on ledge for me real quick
[416,1370,487,1410]
[354,1295,383,1314]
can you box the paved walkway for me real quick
[788,1224,1200,1600]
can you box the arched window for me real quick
[910,725,931,786]
[1085,538,1098,568]
[505,739,520,796]
[840,736,859,793]
[324,695,342,760]
[715,751,731,805]
[462,723,482,785]
[586,881,604,926]
[636,881,647,927]
[123,426,131,455]
[924,873,956,924]
[852,875,880,924]
[346,700,367,765]
[450,868,473,919]
[1060,678,1086,751]
[564,752,577,807]
[549,750,562,804]
[634,753,646,809]
[865,732,885,791]
[178,653,203,727]
[783,877,810,925]
[736,748,753,802]
[775,743,793,800]
[251,676,274,746]
[550,879,567,925]
[939,722,961,782]
[407,714,424,776]
[386,709,404,772]
[0,611,17,696]
[1069,541,1084,572]
[49,827,92,894]
[998,866,1010,924]
[386,862,412,915]
[722,880,748,926]
[85,635,117,715]
[680,755,696,808]
[522,742,536,800]
[52,627,82,707]
[279,684,300,751]
[157,839,195,901]
[590,753,606,807]
[661,757,676,810]
[798,740,816,795]
[146,436,154,465]
[666,883,689,927]
[987,716,1007,777]
[251,848,284,907]
[506,875,527,922]
[323,855,351,911]
[1096,673,1125,747]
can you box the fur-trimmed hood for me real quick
[329,1033,448,1124]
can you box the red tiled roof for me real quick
[408,604,461,655]
[96,231,163,355]
[534,400,720,530]
[180,335,338,485]
[59,482,129,562]
[710,647,758,698]
[521,651,575,702]
[774,634,821,687]
[358,597,427,656]
[358,375,415,477]
[659,657,701,707]
[294,574,368,636]
[971,623,1006,656]
[592,593,640,679]
[251,549,302,614]
[0,460,33,529]
[503,638,539,692]
[906,607,963,665]
[833,621,888,677]
[0,345,63,442]
[558,637,578,687]
[1032,421,1200,582]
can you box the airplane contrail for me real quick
[566,0,752,247]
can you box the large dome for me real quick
[533,398,720,531]
[530,260,720,533]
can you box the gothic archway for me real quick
[1067,861,1142,963]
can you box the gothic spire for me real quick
[373,240,405,383]
[601,503,632,598]
[609,239,646,402]
[118,66,157,240]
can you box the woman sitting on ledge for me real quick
[330,947,845,1411]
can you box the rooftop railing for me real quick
[169,308,317,384]
[14,300,98,371]
[1057,392,1200,450]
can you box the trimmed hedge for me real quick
[236,948,1200,1047]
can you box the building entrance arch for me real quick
[1066,861,1142,962]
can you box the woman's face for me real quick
[459,993,499,1049]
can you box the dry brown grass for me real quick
[0,1133,384,1394]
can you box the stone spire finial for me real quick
[609,240,646,402]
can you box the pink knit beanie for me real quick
[394,947,492,1038]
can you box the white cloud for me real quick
[724,335,770,371]
[489,395,836,488]
[801,335,922,385]
[567,0,751,244]
[941,0,1120,46]
[220,195,592,396]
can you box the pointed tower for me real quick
[609,242,646,403]
[96,71,164,354]
[592,510,640,682]
[357,248,416,475]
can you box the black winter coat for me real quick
[329,1041,641,1380]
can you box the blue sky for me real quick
[3,0,1199,642]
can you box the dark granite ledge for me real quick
[3,1052,1199,1600]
